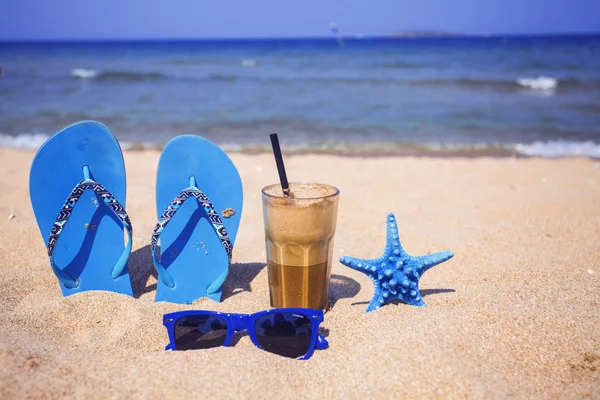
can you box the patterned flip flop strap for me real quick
[48,178,133,288]
[151,186,233,288]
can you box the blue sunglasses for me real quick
[163,308,329,360]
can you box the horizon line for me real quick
[1,31,600,43]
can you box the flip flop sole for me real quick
[29,121,133,296]
[154,135,243,304]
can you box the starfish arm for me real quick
[339,256,364,272]
[415,250,454,274]
[365,278,384,312]
[395,285,427,307]
[365,296,382,313]
[384,213,406,256]
[339,256,382,274]
[407,291,426,307]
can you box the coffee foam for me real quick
[263,183,339,266]
[263,183,338,201]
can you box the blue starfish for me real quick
[340,213,454,313]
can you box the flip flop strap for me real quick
[151,185,233,289]
[48,178,133,288]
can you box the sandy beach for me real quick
[0,148,598,399]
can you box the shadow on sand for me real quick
[129,244,157,299]
[129,245,266,301]
[328,274,361,309]
[128,246,371,312]
[129,244,267,301]
[351,288,456,308]
[221,262,267,301]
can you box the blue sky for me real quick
[1,0,599,40]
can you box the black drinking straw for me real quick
[269,133,290,197]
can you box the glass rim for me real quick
[261,182,340,200]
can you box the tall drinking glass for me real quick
[261,183,339,309]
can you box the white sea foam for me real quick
[424,142,496,151]
[0,133,49,149]
[241,59,258,67]
[514,140,600,158]
[120,141,162,150]
[71,68,100,79]
[219,143,244,152]
[119,141,134,151]
[1,132,599,159]
[517,76,558,92]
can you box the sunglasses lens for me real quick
[254,312,313,358]
[174,315,228,350]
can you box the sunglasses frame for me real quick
[163,308,329,360]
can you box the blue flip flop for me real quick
[152,135,243,304]
[29,121,133,297]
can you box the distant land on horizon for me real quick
[381,30,600,38]
[384,30,470,38]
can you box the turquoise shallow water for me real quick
[1,36,599,157]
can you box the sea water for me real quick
[1,35,599,157]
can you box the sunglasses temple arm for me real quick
[316,335,329,350]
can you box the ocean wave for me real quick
[0,133,50,149]
[514,140,600,158]
[71,69,167,82]
[241,59,258,67]
[517,76,558,92]
[66,68,600,92]
[381,61,426,69]
[207,74,238,82]
[164,58,212,65]
[71,68,99,79]
[220,140,600,158]
[2,132,598,158]
[401,77,600,92]
[239,75,600,92]
[120,141,164,151]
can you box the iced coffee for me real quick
[262,183,339,309]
